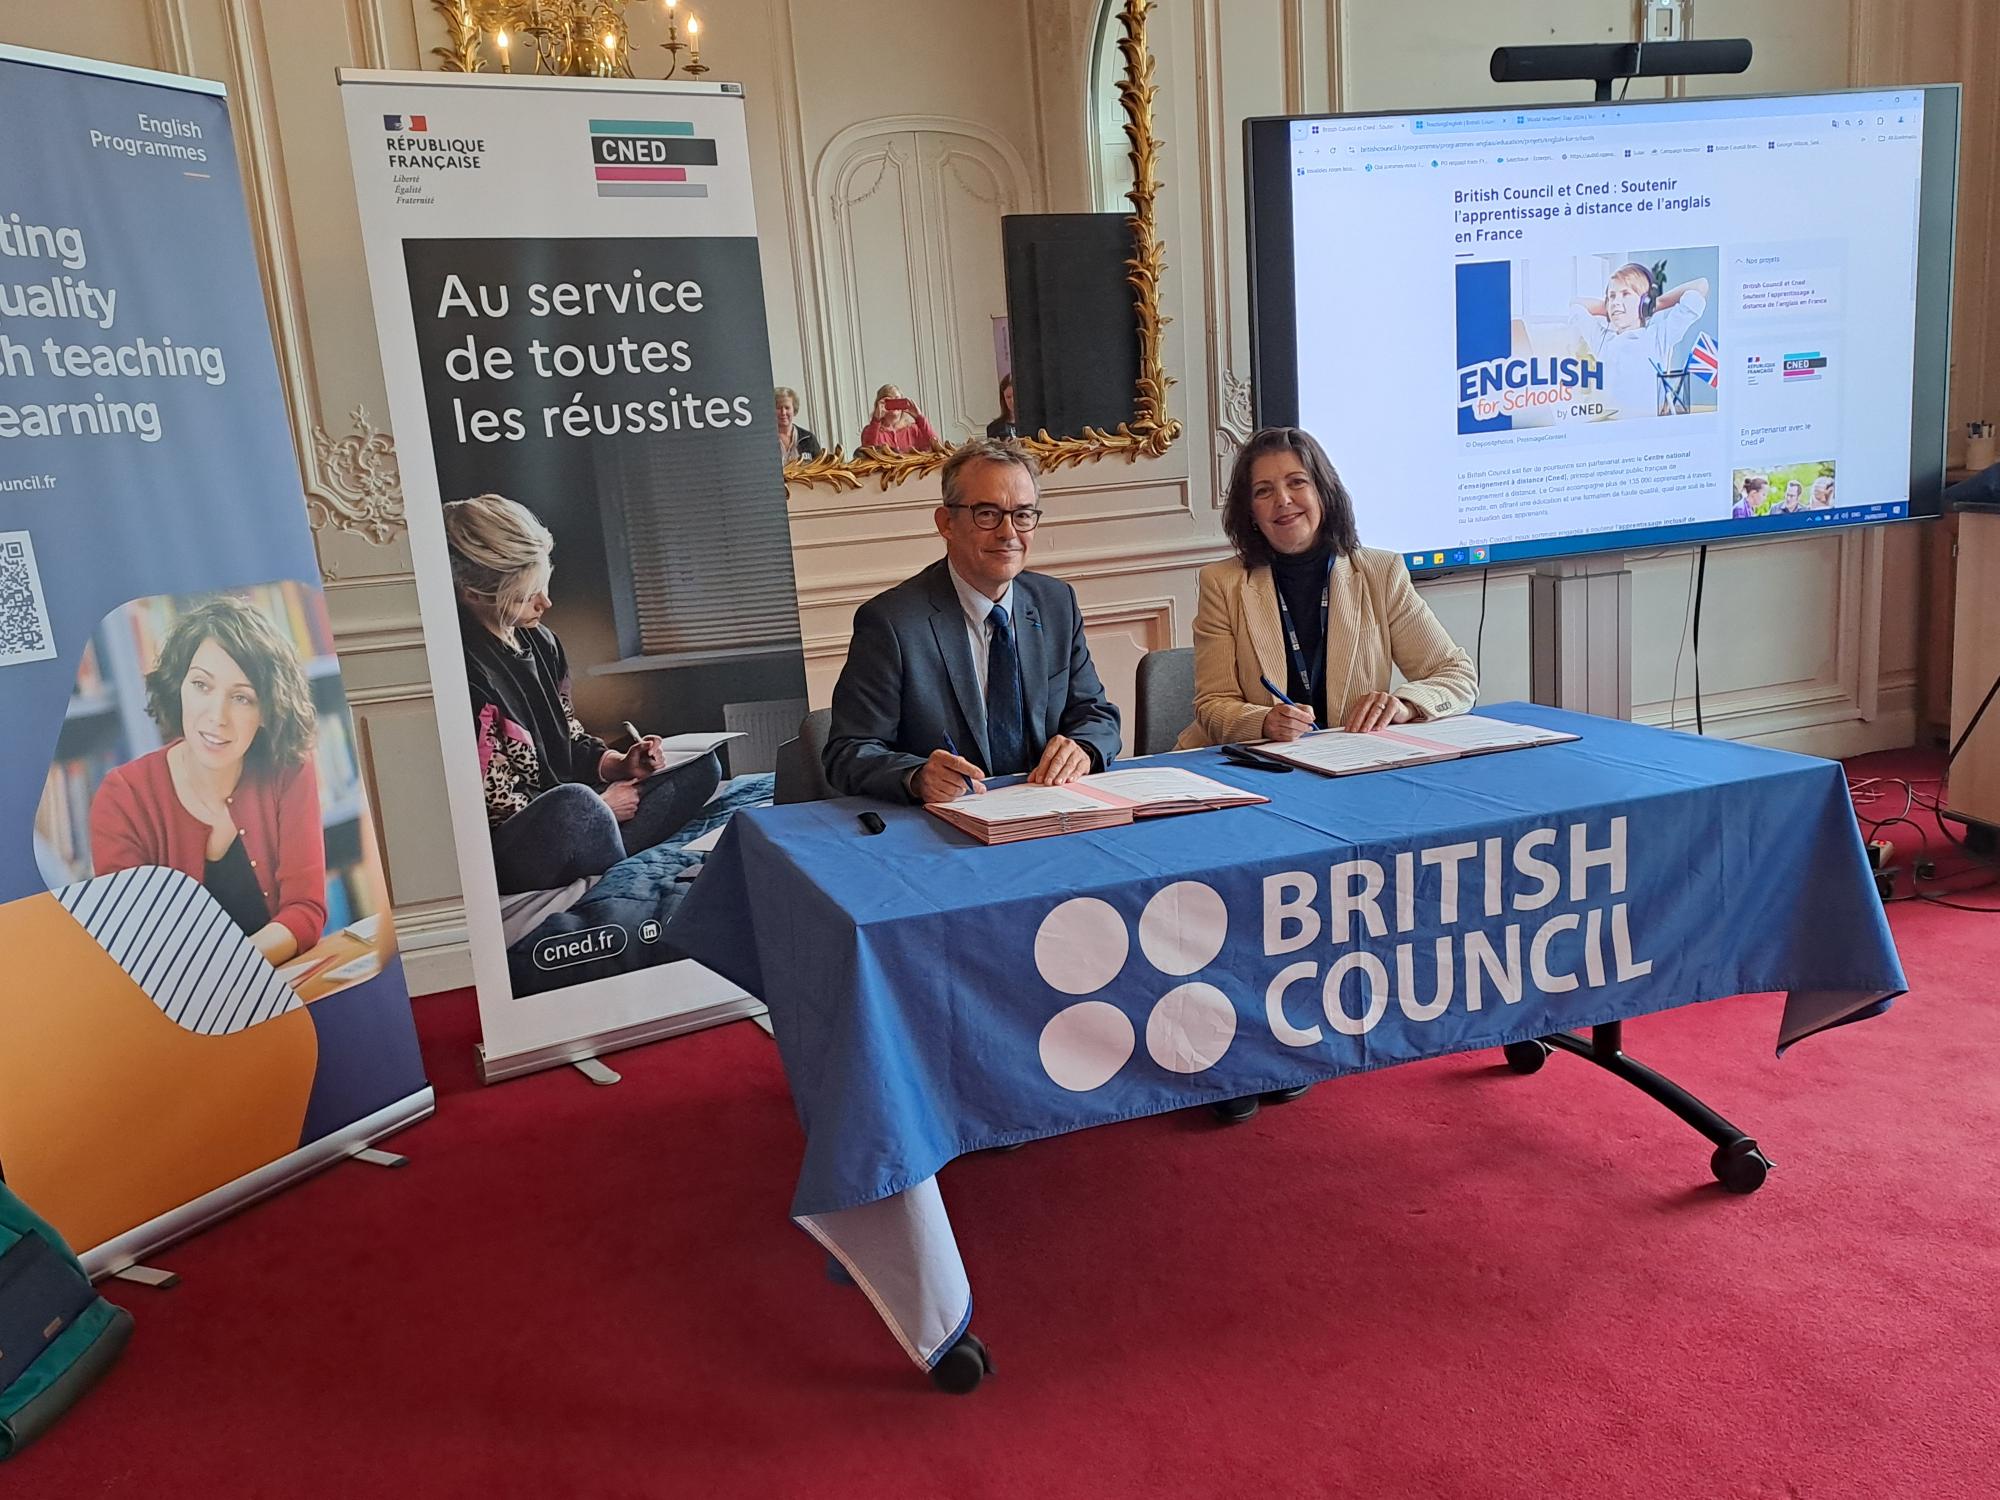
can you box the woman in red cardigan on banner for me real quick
[89,596,327,966]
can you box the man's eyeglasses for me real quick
[946,503,1043,532]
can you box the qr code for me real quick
[0,531,58,668]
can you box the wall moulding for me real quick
[135,0,416,558]
[318,571,425,654]
[332,625,431,659]
[789,497,1196,553]
[1633,679,1910,742]
[206,0,412,549]
[345,681,443,709]
[145,0,195,73]
[788,459,1194,519]
[1081,593,1178,640]
[797,535,1232,615]
[309,406,407,545]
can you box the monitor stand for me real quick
[1530,555,1632,720]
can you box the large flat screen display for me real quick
[1246,87,1959,572]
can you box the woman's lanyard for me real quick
[1272,558,1333,699]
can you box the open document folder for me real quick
[925,767,1267,845]
[1247,713,1579,777]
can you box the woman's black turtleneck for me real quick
[1271,545,1332,726]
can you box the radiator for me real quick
[723,697,808,775]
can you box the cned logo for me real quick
[588,118,719,198]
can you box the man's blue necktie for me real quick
[985,601,1028,776]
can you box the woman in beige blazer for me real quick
[1176,426,1477,751]
[1182,426,1476,1125]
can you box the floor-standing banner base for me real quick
[340,71,806,1080]
[0,47,430,1263]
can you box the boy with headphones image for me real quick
[1568,258,1711,420]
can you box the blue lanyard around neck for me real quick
[1272,557,1332,698]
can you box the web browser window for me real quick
[1284,91,1925,569]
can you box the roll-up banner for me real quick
[337,72,805,1081]
[0,45,431,1269]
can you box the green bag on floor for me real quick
[0,1177,132,1460]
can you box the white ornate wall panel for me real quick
[814,123,1026,446]
[9,0,1985,989]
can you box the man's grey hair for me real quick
[940,436,1041,508]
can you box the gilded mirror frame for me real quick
[786,0,1181,491]
[429,0,1182,492]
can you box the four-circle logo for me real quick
[1034,881,1237,1092]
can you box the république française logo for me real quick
[381,115,484,170]
[1033,818,1653,1094]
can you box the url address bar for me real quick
[1353,131,1594,155]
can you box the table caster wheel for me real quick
[1711,1139,1772,1195]
[930,1332,994,1395]
[1503,1039,1551,1074]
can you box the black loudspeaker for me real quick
[1001,214,1140,439]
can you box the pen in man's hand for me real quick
[939,732,977,795]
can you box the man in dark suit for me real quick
[825,438,1122,803]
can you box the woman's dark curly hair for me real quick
[1220,426,1361,569]
[144,595,316,769]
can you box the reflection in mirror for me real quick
[774,387,822,464]
[808,123,1026,452]
[1090,0,1138,214]
[778,0,1179,491]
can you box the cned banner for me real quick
[338,72,806,1080]
[0,46,431,1268]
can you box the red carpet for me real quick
[12,750,1999,1497]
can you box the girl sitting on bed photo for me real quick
[444,492,720,895]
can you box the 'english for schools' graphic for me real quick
[1457,247,1720,433]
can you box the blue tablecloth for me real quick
[667,705,1905,1367]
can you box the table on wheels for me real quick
[666,705,1905,1393]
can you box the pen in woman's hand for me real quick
[1259,674,1319,731]
[617,719,665,777]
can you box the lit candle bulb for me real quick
[495,29,510,72]
[688,15,700,58]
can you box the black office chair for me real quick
[1133,646,1196,757]
[774,707,838,804]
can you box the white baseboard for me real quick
[1636,678,1918,763]
[1745,709,1917,761]
[402,934,472,996]
[390,899,471,996]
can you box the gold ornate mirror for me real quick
[431,0,1181,492]
[785,0,1180,491]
